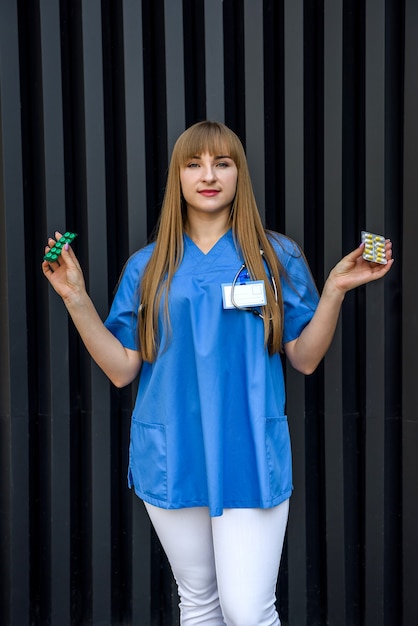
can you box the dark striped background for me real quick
[0,1,416,624]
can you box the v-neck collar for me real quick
[184,228,233,258]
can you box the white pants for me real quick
[144,500,289,626]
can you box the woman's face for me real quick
[179,151,238,220]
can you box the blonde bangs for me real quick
[172,121,244,168]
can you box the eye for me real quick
[186,161,200,168]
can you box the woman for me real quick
[42,121,393,625]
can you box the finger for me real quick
[63,248,82,274]
[45,231,64,250]
[60,241,84,275]
[59,243,72,265]
[382,257,395,271]
[46,230,63,244]
[42,258,56,275]
[343,243,365,263]
[369,256,394,275]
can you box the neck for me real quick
[185,212,231,253]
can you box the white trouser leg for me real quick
[143,500,289,626]
[144,503,226,625]
[212,501,289,626]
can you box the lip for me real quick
[198,190,220,197]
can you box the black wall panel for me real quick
[0,1,413,624]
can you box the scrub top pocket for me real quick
[265,416,292,499]
[129,419,168,501]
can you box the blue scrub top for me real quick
[105,229,319,516]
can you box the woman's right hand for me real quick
[42,231,86,302]
[42,230,142,386]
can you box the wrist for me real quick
[63,288,90,310]
[322,276,346,302]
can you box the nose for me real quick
[201,164,217,182]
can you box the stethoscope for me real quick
[231,249,278,319]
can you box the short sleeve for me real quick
[271,235,320,344]
[104,247,153,350]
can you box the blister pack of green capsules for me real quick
[361,230,387,264]
[43,232,77,262]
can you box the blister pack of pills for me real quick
[361,231,387,265]
[44,232,77,262]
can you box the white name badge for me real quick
[222,280,267,309]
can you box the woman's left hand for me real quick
[285,240,394,375]
[327,240,394,294]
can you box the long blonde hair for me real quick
[139,121,285,362]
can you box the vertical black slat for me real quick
[182,0,206,127]
[164,0,186,155]
[101,0,130,292]
[263,0,285,233]
[39,2,71,623]
[402,1,418,624]
[341,4,366,622]
[81,1,112,623]
[283,0,304,244]
[142,13,175,617]
[383,2,403,623]
[304,368,326,626]
[323,2,346,624]
[0,2,30,623]
[283,1,307,625]
[244,0,265,220]
[58,4,92,621]
[223,0,246,140]
[364,0,386,623]
[109,388,131,623]
[122,0,148,254]
[342,0,366,248]
[142,0,168,232]
[16,3,52,622]
[303,0,324,281]
[0,238,11,626]
[303,4,326,624]
[204,0,224,123]
[101,0,131,623]
[132,497,153,625]
[285,373,308,626]
[100,7,133,615]
[19,14,52,579]
[122,3,151,622]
